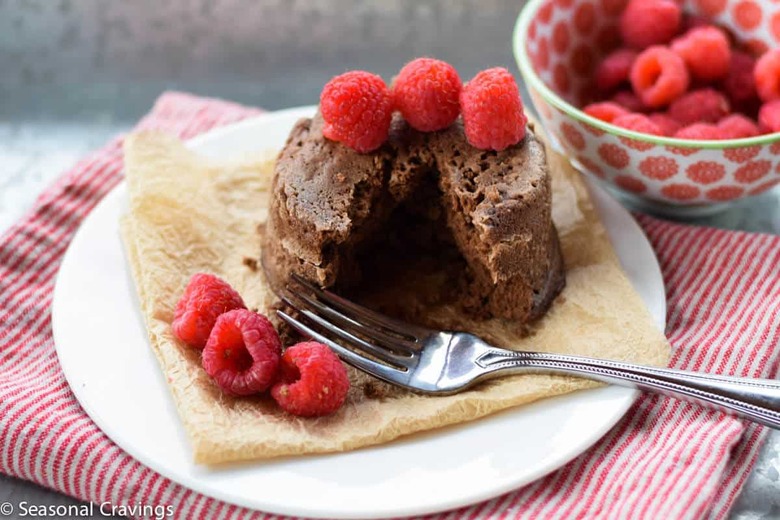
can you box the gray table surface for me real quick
[1,0,779,518]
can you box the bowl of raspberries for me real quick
[514,0,780,215]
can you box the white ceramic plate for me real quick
[52,106,666,519]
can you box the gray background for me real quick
[0,0,778,518]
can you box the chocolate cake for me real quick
[262,113,565,324]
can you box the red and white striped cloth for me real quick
[1,92,778,519]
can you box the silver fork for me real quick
[278,274,780,430]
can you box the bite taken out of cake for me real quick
[262,60,565,327]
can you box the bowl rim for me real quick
[513,0,780,150]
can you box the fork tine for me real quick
[282,288,415,355]
[290,274,432,342]
[277,310,410,387]
[282,292,412,368]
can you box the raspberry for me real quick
[630,46,690,108]
[271,342,350,417]
[172,273,246,349]
[754,49,780,103]
[392,58,462,132]
[648,113,682,136]
[201,309,282,396]
[759,100,780,133]
[595,49,638,92]
[320,71,393,153]
[682,13,712,32]
[613,113,663,135]
[583,101,629,123]
[723,51,758,109]
[612,90,650,113]
[746,39,769,58]
[460,67,527,151]
[668,89,731,126]
[718,114,761,139]
[674,123,724,140]
[671,27,731,81]
[620,0,681,49]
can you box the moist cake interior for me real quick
[347,165,469,323]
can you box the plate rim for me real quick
[52,106,666,519]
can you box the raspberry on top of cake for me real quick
[262,60,565,326]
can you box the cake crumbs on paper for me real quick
[243,256,259,271]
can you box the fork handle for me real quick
[480,350,780,429]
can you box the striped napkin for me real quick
[1,91,778,519]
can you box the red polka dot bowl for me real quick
[513,0,780,216]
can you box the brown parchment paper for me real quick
[120,127,670,465]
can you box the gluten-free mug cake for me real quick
[121,58,669,464]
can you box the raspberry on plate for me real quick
[583,101,629,123]
[271,342,350,417]
[320,71,394,153]
[648,113,682,136]
[613,113,663,135]
[620,0,681,50]
[460,67,528,151]
[671,26,731,82]
[759,100,780,133]
[754,49,780,103]
[172,273,246,349]
[595,49,638,92]
[668,89,731,126]
[718,114,760,138]
[201,309,282,396]
[392,58,462,132]
[630,46,690,108]
[723,51,758,110]
[674,123,725,140]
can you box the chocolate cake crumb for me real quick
[485,185,501,203]
[243,257,259,271]
[363,381,386,399]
